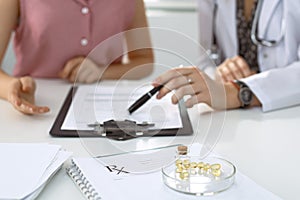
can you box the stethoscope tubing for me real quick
[250,0,285,47]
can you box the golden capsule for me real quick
[179,172,185,179]
[183,171,189,178]
[183,159,190,164]
[201,164,210,174]
[175,159,183,165]
[176,167,183,173]
[176,163,183,169]
[211,164,221,170]
[203,163,211,170]
[183,159,190,169]
[190,162,197,168]
[212,169,221,177]
[197,162,204,169]
[179,171,189,180]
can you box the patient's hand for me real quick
[7,76,50,114]
[59,56,102,83]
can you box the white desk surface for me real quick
[0,79,299,200]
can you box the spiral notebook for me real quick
[67,144,281,200]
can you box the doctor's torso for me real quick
[198,0,300,72]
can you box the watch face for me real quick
[240,87,253,105]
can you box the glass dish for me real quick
[162,156,236,196]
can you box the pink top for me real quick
[13,0,135,78]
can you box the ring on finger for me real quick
[187,77,192,84]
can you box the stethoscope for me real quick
[251,0,285,47]
[208,0,285,65]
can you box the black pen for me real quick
[128,85,164,114]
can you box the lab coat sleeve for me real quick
[196,0,217,79]
[241,61,300,112]
[197,0,214,51]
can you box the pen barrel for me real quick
[128,94,151,114]
[149,85,164,96]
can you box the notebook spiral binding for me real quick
[67,160,101,200]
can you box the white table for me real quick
[0,79,299,200]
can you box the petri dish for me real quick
[162,156,236,196]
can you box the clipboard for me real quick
[49,86,193,140]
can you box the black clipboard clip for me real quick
[88,119,155,141]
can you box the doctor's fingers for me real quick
[227,60,244,79]
[153,66,196,86]
[185,92,211,108]
[217,58,247,82]
[232,56,252,77]
[156,74,194,99]
[216,64,235,82]
[171,83,202,105]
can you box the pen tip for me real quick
[127,109,133,115]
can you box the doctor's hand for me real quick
[59,56,103,83]
[152,66,242,110]
[7,77,50,115]
[215,56,256,83]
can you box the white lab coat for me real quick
[197,0,300,112]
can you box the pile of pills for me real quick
[174,146,222,180]
[175,159,222,180]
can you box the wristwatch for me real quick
[232,80,253,108]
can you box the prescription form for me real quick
[61,84,183,131]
